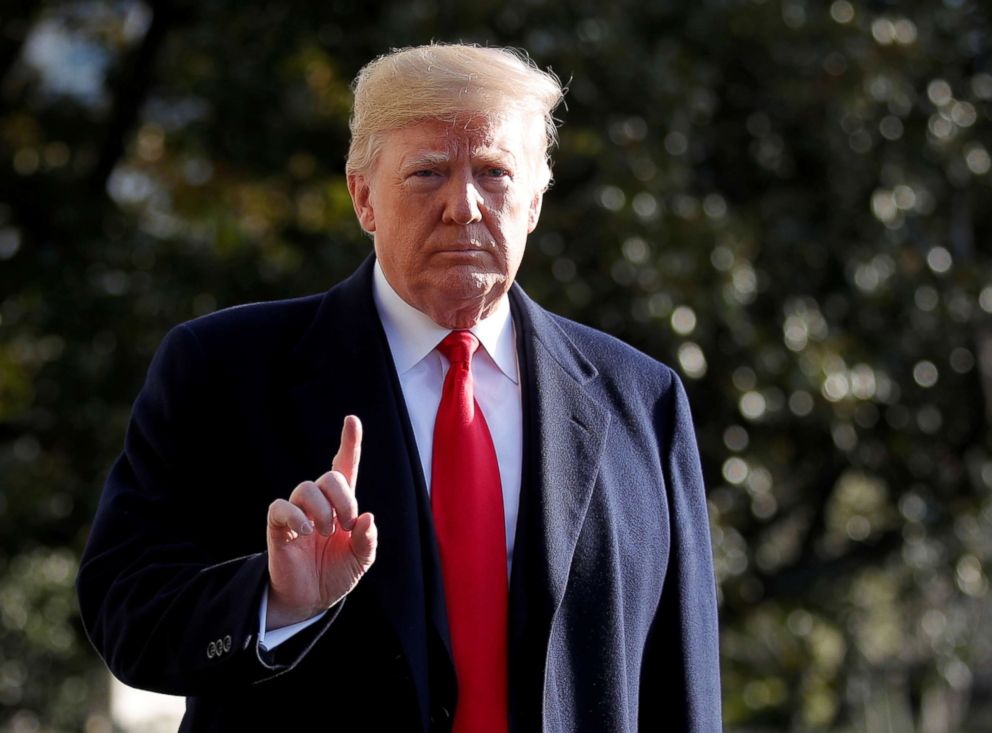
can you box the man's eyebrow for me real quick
[400,146,517,171]
[401,151,452,169]
[472,145,517,163]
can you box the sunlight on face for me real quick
[348,114,545,329]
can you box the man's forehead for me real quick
[400,116,508,147]
[385,113,541,157]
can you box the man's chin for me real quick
[435,267,504,295]
[419,273,508,327]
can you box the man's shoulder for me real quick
[174,258,374,354]
[542,309,678,388]
[143,293,328,385]
[181,292,325,347]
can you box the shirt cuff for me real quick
[257,584,329,650]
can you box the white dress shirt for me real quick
[260,261,523,649]
[372,260,523,563]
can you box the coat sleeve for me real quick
[76,324,339,695]
[640,371,722,731]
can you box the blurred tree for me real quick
[0,0,989,731]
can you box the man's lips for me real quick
[430,242,497,256]
[431,249,495,263]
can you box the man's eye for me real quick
[411,170,437,178]
[484,167,510,178]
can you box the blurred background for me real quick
[1,0,990,730]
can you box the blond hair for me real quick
[346,43,565,190]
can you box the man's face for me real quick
[348,113,544,329]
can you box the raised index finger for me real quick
[331,414,362,488]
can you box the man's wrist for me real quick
[265,590,335,631]
[258,585,332,650]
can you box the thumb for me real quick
[350,512,377,567]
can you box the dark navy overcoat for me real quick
[77,256,721,732]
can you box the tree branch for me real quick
[89,1,178,192]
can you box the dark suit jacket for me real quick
[77,256,721,731]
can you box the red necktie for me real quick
[431,330,508,733]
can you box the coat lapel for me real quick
[285,257,436,728]
[507,286,611,729]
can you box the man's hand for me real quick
[266,415,377,629]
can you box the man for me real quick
[77,44,721,732]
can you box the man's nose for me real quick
[441,174,484,226]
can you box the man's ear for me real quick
[347,172,376,233]
[527,189,544,233]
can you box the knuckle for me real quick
[320,471,353,499]
[329,470,353,493]
[291,481,322,506]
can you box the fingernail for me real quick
[344,518,357,531]
[300,520,313,535]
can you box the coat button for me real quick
[206,641,217,658]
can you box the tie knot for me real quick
[437,330,479,366]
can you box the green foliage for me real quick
[1,0,990,730]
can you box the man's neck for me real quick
[371,259,516,381]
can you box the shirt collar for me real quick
[372,259,518,383]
